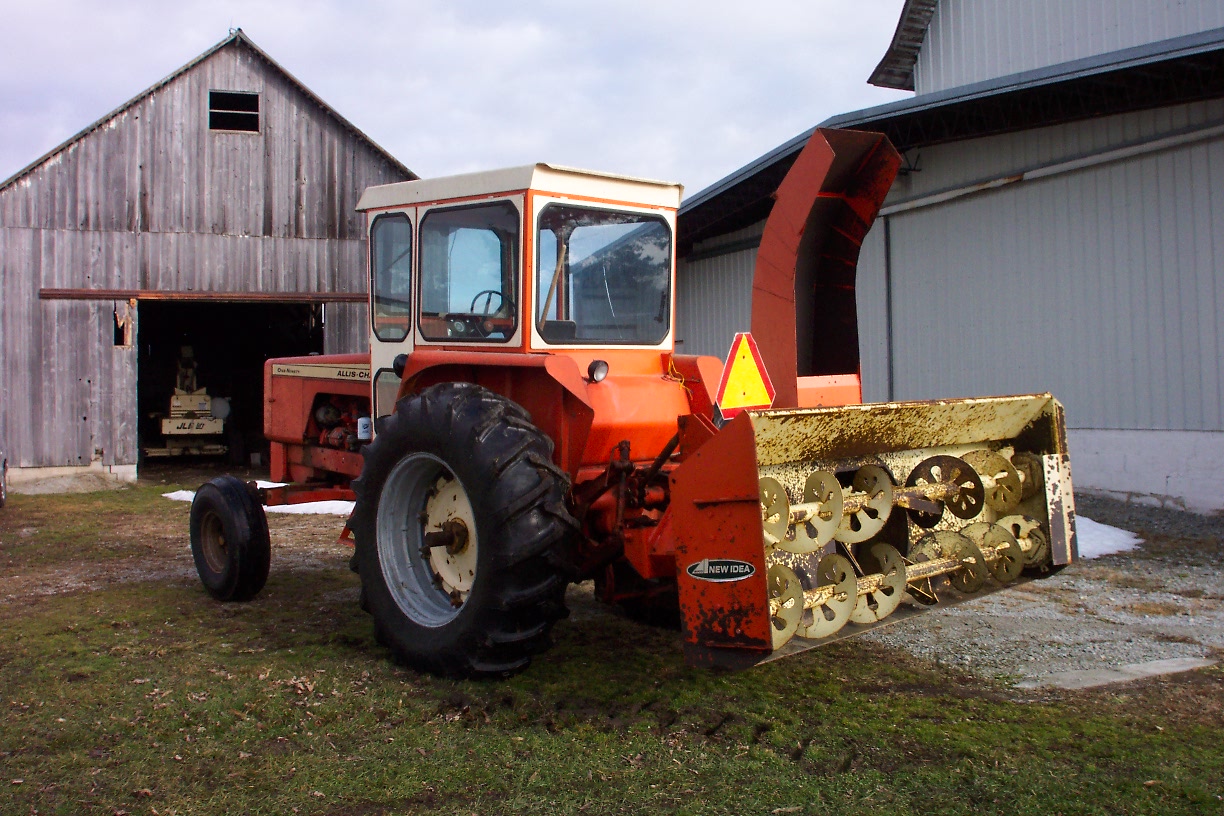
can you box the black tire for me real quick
[0,457,7,509]
[350,382,578,678]
[190,476,271,601]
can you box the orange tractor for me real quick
[189,129,1077,676]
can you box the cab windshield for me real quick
[419,201,519,342]
[535,205,671,345]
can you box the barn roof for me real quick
[0,29,415,192]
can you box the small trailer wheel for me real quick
[190,476,271,601]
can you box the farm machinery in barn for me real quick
[144,347,235,460]
[189,128,1076,676]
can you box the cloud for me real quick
[0,0,911,194]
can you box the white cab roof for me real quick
[356,163,682,212]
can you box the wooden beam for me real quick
[39,289,367,303]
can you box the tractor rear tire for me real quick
[350,383,578,678]
[190,476,271,601]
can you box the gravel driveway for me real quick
[863,494,1224,688]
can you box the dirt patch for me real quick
[0,490,351,605]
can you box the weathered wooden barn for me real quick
[0,30,413,484]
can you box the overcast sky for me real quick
[0,0,911,198]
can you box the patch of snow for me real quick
[255,480,289,488]
[265,501,354,517]
[1076,516,1143,559]
[162,489,351,516]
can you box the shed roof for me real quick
[868,0,940,91]
[0,29,415,192]
[679,27,1224,251]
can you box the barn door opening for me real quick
[136,301,323,470]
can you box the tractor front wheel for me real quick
[189,476,271,601]
[351,383,578,678]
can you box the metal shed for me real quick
[0,30,414,484]
[677,7,1224,513]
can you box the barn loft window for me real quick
[208,91,259,132]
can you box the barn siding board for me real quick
[0,229,31,464]
[916,0,1224,94]
[0,33,410,469]
[324,302,371,356]
[7,211,370,297]
[100,299,138,466]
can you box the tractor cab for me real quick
[356,166,691,471]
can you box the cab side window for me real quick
[371,214,413,342]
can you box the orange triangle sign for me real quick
[714,332,776,419]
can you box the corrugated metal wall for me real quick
[855,225,890,401]
[916,0,1224,94]
[0,40,405,468]
[675,222,763,359]
[855,101,1224,432]
[678,100,1224,434]
[885,99,1224,200]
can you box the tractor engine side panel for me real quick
[264,353,372,483]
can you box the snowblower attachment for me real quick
[670,395,1076,667]
[668,128,1076,668]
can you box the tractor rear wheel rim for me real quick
[199,509,228,574]
[377,453,478,627]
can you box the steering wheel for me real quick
[448,315,489,338]
[469,290,504,315]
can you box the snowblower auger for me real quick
[670,395,1075,667]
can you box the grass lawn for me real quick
[1,485,1221,815]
